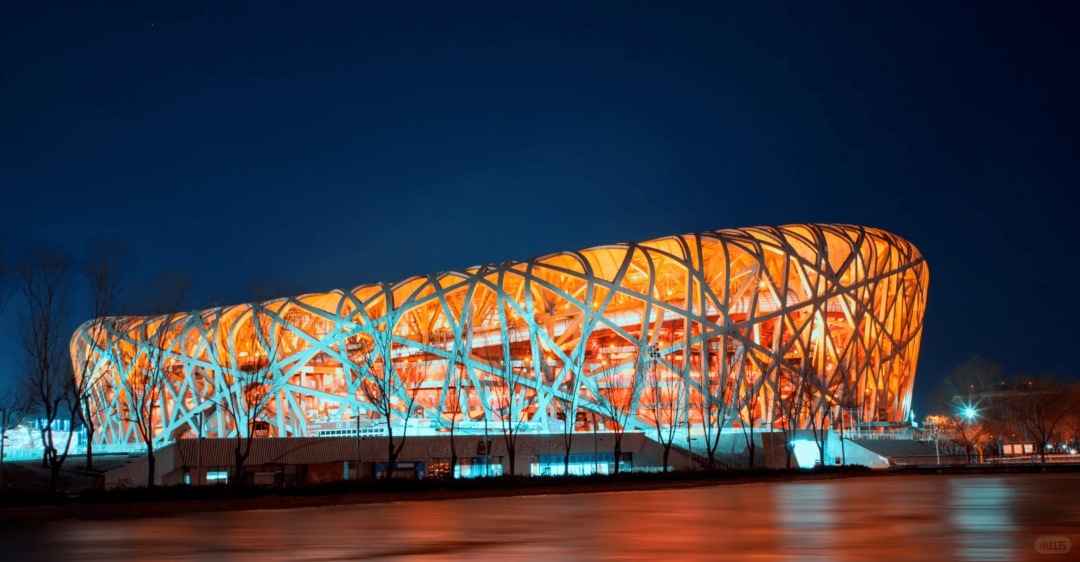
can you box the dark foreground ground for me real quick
[3,463,1078,526]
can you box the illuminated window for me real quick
[206,470,229,483]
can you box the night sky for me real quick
[2,1,1077,415]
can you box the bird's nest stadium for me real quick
[72,224,928,452]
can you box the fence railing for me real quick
[989,454,1080,464]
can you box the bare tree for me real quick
[116,273,189,487]
[444,360,465,479]
[18,246,80,493]
[643,347,686,472]
[595,345,646,475]
[119,313,176,486]
[356,331,422,477]
[773,361,812,469]
[832,362,861,466]
[483,328,528,477]
[431,293,476,480]
[695,340,734,470]
[71,241,127,470]
[933,355,1004,413]
[733,355,763,470]
[1062,400,1080,454]
[559,395,581,476]
[210,305,283,486]
[809,360,851,468]
[0,239,19,492]
[428,324,469,480]
[556,332,589,475]
[0,383,30,493]
[1004,378,1080,463]
[951,414,994,464]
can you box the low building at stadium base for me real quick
[101,432,920,488]
[102,433,700,488]
[75,224,929,485]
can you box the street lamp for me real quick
[958,402,980,464]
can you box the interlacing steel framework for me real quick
[73,224,928,449]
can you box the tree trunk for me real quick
[613,438,622,474]
[563,424,573,475]
[839,422,846,466]
[483,418,490,477]
[146,444,156,488]
[448,426,458,479]
[817,411,829,468]
[234,447,246,488]
[662,444,671,472]
[84,422,95,470]
[746,425,756,470]
[386,424,396,476]
[40,429,49,468]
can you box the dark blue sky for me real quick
[2,1,1077,413]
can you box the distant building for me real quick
[73,224,928,459]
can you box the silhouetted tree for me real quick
[0,383,30,493]
[810,360,854,468]
[1004,378,1080,463]
[210,304,284,486]
[774,361,813,469]
[932,355,1004,414]
[355,331,423,476]
[18,246,78,493]
[951,413,995,463]
[71,241,127,470]
[695,337,734,470]
[115,272,189,487]
[734,353,763,470]
[443,360,466,479]
[643,348,686,472]
[595,345,646,475]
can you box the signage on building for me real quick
[1003,443,1036,455]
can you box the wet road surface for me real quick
[3,473,1078,561]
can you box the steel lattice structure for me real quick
[73,224,927,448]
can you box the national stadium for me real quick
[72,224,928,484]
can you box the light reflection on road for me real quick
[4,474,1079,561]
